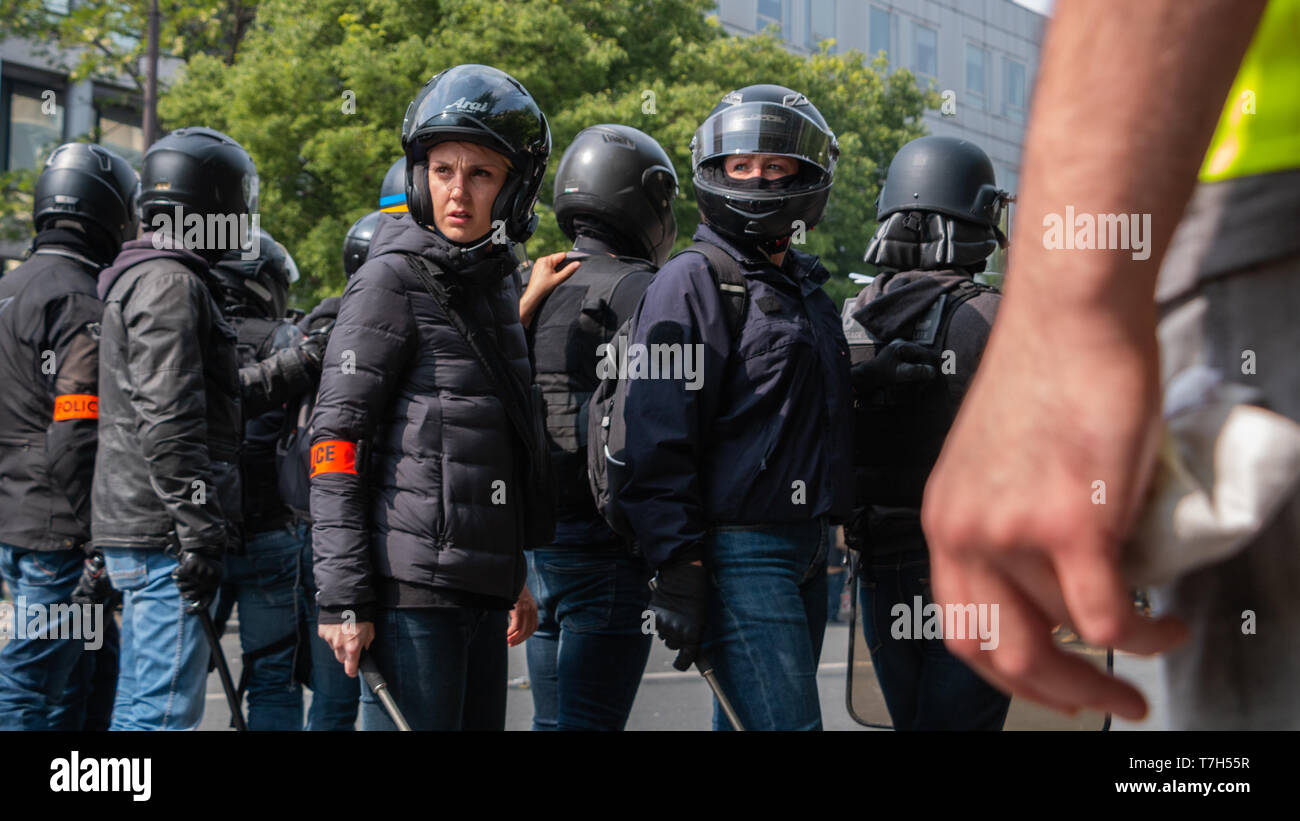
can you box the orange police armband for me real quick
[53,394,98,421]
[310,440,358,477]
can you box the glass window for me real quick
[808,0,836,51]
[913,23,938,78]
[869,6,892,62]
[758,0,783,32]
[966,44,987,109]
[97,110,145,166]
[1004,57,1027,123]
[6,84,65,171]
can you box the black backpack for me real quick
[530,252,656,521]
[844,277,998,535]
[275,390,315,520]
[586,241,749,549]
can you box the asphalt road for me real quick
[197,615,1167,731]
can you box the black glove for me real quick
[851,339,940,395]
[172,546,224,610]
[70,551,120,608]
[298,321,334,370]
[649,555,710,671]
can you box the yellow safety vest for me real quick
[1200,0,1300,181]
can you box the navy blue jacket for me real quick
[613,224,853,569]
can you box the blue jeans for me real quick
[525,547,653,730]
[859,549,1011,731]
[701,519,831,731]
[220,523,306,731]
[0,545,119,730]
[102,548,210,731]
[360,607,508,731]
[299,534,359,730]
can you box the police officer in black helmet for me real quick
[210,229,327,730]
[311,64,549,730]
[845,135,1011,730]
[93,126,256,729]
[0,143,137,730]
[611,85,854,730]
[519,124,678,730]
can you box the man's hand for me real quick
[922,305,1187,721]
[172,547,223,610]
[70,551,120,608]
[507,584,538,646]
[851,339,940,395]
[519,252,581,328]
[298,321,334,370]
[649,557,709,671]
[318,621,375,678]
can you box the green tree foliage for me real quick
[156,0,938,305]
[0,0,258,240]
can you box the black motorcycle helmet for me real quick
[691,84,838,252]
[342,210,381,277]
[401,64,551,249]
[553,124,678,267]
[140,127,258,261]
[34,142,141,253]
[211,227,299,319]
[875,136,1010,229]
[380,157,407,213]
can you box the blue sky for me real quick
[1011,0,1055,16]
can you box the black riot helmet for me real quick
[865,136,1012,272]
[554,124,678,266]
[211,228,299,319]
[401,64,551,247]
[342,210,381,277]
[691,84,838,250]
[140,127,258,260]
[380,157,407,213]
[34,142,141,252]
[875,136,1011,229]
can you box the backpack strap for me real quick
[682,241,749,339]
[932,279,997,351]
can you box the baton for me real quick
[674,648,745,731]
[197,605,248,732]
[360,653,411,731]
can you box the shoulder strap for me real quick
[405,254,539,454]
[934,279,997,350]
[683,241,748,339]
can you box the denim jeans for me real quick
[0,545,119,730]
[220,522,307,731]
[360,606,508,731]
[299,534,359,730]
[701,519,831,731]
[102,548,210,731]
[525,546,653,730]
[859,548,1011,731]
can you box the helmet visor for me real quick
[692,102,837,177]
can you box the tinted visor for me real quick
[692,102,837,176]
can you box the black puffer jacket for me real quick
[310,213,530,623]
[92,235,242,553]
[0,228,108,551]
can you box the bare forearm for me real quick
[1004,0,1265,324]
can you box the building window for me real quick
[913,22,938,79]
[869,5,892,63]
[807,0,836,52]
[757,0,785,34]
[965,44,988,110]
[96,107,145,166]
[4,81,65,172]
[1004,57,1027,123]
